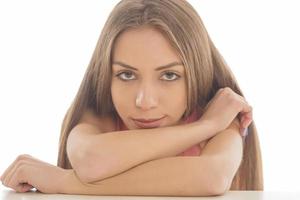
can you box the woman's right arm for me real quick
[66,119,216,184]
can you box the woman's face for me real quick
[111,26,187,129]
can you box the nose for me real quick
[135,84,158,111]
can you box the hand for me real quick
[0,154,68,193]
[199,87,253,135]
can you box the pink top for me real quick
[115,110,204,156]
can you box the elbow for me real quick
[202,160,231,196]
[73,165,97,184]
[69,149,108,184]
[207,174,231,196]
[204,156,234,196]
[66,124,113,184]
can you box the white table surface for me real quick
[1,188,300,200]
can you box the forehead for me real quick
[112,26,182,68]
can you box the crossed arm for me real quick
[63,120,243,196]
[0,119,243,196]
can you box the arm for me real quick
[200,118,244,192]
[62,156,223,196]
[67,119,217,183]
[62,120,243,196]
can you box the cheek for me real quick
[162,82,186,103]
[160,82,187,112]
[111,81,135,110]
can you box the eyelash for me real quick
[115,70,181,82]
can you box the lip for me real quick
[132,116,166,128]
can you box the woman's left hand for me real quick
[0,154,68,193]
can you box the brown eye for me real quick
[116,71,136,81]
[161,71,180,81]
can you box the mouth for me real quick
[131,116,166,128]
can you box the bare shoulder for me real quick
[77,108,117,133]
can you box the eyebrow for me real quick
[112,61,183,71]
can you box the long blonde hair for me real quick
[57,0,263,190]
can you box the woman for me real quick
[0,0,263,196]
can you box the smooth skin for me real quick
[0,26,252,195]
[111,26,188,130]
[0,87,252,195]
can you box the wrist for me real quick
[57,169,72,194]
[59,169,108,195]
[196,119,219,136]
[59,169,82,194]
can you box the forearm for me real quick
[62,156,224,196]
[85,120,216,182]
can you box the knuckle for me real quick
[218,88,223,92]
[221,88,232,97]
[16,164,27,177]
[17,160,28,166]
[223,87,232,93]
[15,160,29,175]
[216,88,223,95]
[16,154,31,161]
[227,93,237,103]
[229,98,241,109]
[16,155,25,161]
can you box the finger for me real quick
[2,161,19,186]
[16,183,34,193]
[232,92,252,127]
[3,156,32,187]
[243,111,253,128]
[239,114,250,128]
[241,100,252,113]
[238,116,247,135]
[1,154,32,182]
[6,160,32,191]
[1,158,19,182]
[240,127,249,137]
[3,160,23,187]
[238,112,244,124]
[239,108,253,128]
[239,95,251,112]
[238,100,252,119]
[7,157,49,193]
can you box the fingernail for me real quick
[240,127,245,135]
[239,128,247,137]
[243,128,249,137]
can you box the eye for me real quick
[161,71,180,81]
[116,71,136,81]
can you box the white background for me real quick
[0,0,299,192]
